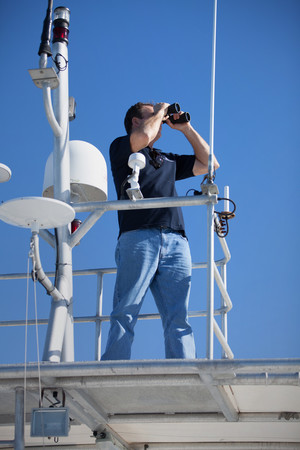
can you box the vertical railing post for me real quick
[95,272,104,361]
[206,202,215,360]
[221,187,229,358]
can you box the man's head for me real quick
[124,102,154,134]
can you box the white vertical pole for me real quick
[224,186,230,211]
[14,387,24,450]
[221,186,229,358]
[208,0,218,182]
[95,273,104,361]
[206,203,215,360]
[43,8,74,362]
[206,0,218,360]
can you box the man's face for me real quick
[140,105,162,142]
[141,105,154,120]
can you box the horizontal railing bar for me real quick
[72,194,218,214]
[0,307,229,328]
[0,257,229,281]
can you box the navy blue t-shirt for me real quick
[110,135,195,236]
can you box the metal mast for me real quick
[41,7,74,362]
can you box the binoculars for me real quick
[164,103,191,124]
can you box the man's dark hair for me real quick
[124,102,153,134]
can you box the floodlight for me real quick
[31,407,69,437]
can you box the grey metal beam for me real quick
[199,373,239,422]
[72,194,217,214]
[130,444,300,450]
[19,444,300,450]
[65,391,133,450]
[109,412,300,424]
[66,389,108,424]
[0,359,300,382]
[14,387,24,450]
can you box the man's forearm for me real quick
[182,124,220,175]
[130,103,169,152]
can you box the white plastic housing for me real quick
[0,197,75,230]
[0,163,12,183]
[128,152,146,170]
[43,140,107,203]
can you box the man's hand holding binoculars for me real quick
[161,103,191,129]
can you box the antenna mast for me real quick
[41,6,74,362]
[206,0,218,359]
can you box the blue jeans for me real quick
[101,228,196,360]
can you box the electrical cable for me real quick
[54,228,59,288]
[52,53,68,73]
[23,256,30,433]
[185,188,236,238]
[214,197,236,238]
[120,175,132,199]
[38,0,53,57]
[33,268,42,407]
[26,242,43,437]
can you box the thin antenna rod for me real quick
[208,0,218,181]
[206,0,218,361]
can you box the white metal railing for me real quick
[0,225,233,361]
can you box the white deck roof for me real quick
[0,358,300,449]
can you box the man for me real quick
[101,102,219,360]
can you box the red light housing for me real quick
[52,7,70,45]
[71,219,82,234]
[53,26,69,43]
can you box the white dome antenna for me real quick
[43,140,108,203]
[0,163,12,183]
[0,197,75,232]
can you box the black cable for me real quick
[54,228,59,288]
[120,175,132,199]
[216,197,236,216]
[52,53,68,73]
[186,189,236,238]
[214,197,236,238]
[186,188,202,196]
[38,0,53,57]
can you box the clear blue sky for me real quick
[0,0,299,364]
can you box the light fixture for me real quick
[31,388,70,437]
[126,153,146,201]
[31,408,69,437]
[53,7,70,45]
